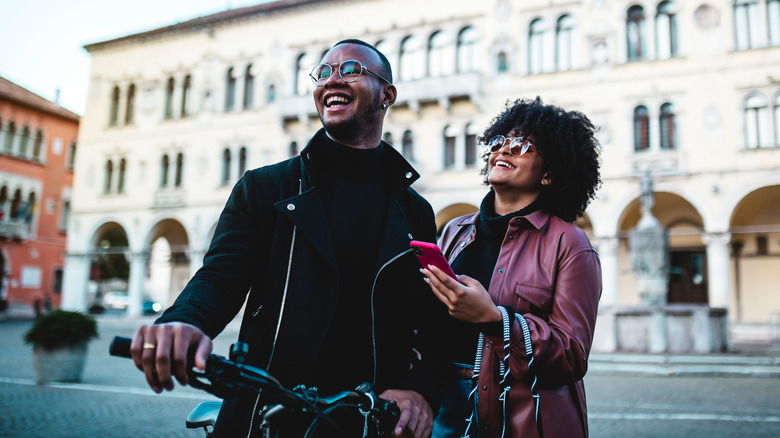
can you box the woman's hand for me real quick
[421,265,502,324]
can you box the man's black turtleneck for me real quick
[304,134,388,394]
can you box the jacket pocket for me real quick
[513,283,554,315]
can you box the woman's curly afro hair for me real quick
[480,97,602,223]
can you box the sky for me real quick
[0,0,267,115]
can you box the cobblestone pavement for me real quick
[1,316,779,437]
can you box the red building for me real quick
[0,76,78,313]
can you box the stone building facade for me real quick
[63,0,779,336]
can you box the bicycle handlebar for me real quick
[109,336,399,436]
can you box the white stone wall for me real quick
[64,0,780,323]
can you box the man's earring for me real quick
[382,103,388,110]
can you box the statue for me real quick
[630,172,670,306]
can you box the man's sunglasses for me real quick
[487,135,536,156]
[310,59,391,87]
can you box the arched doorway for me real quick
[147,219,190,308]
[90,223,130,311]
[729,185,780,323]
[0,249,7,309]
[618,192,706,305]
[575,213,593,236]
[435,203,479,236]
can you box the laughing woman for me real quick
[424,97,602,438]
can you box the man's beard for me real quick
[320,93,382,142]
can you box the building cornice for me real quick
[83,0,341,53]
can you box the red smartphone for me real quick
[410,240,458,280]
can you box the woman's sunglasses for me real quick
[487,135,536,156]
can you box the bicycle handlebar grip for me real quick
[109,335,201,370]
[109,336,132,358]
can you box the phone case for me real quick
[410,240,458,279]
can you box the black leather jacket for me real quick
[157,129,447,437]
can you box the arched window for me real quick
[769,0,780,46]
[556,15,575,71]
[4,121,15,153]
[67,141,77,170]
[497,52,508,73]
[165,77,175,119]
[117,158,126,193]
[125,83,135,124]
[745,93,770,148]
[244,65,255,109]
[400,35,423,81]
[457,26,478,73]
[222,149,232,185]
[633,105,650,151]
[296,53,314,96]
[465,124,478,166]
[402,130,414,161]
[443,125,457,169]
[774,93,780,146]
[659,103,677,150]
[734,0,760,50]
[10,189,22,219]
[160,154,169,188]
[18,125,30,157]
[32,129,43,161]
[181,75,191,118]
[266,84,276,103]
[59,199,70,232]
[238,147,247,178]
[110,86,120,125]
[627,5,647,61]
[225,67,236,111]
[24,192,36,224]
[428,31,448,77]
[374,40,392,79]
[105,160,114,194]
[528,18,546,74]
[656,2,678,59]
[383,132,394,146]
[175,153,184,187]
[0,186,7,220]
[289,141,298,157]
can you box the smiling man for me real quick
[129,39,447,438]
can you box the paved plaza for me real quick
[1,313,779,437]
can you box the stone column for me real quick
[61,253,91,311]
[591,237,619,353]
[703,232,732,310]
[189,249,205,278]
[126,252,148,318]
[595,237,619,308]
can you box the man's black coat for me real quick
[157,129,447,437]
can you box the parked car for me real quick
[102,291,129,310]
[143,300,162,315]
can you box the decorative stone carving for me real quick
[630,172,670,306]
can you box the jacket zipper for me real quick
[247,179,301,438]
[370,248,412,383]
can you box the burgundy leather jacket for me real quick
[439,210,602,438]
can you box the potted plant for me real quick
[23,309,98,384]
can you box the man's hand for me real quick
[379,389,433,438]
[130,322,212,393]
